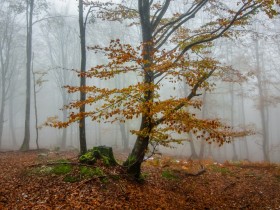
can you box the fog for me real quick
[0,0,280,163]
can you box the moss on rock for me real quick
[79,146,117,166]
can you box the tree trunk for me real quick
[230,83,238,161]
[61,96,68,149]
[255,38,270,162]
[79,0,87,155]
[21,0,34,151]
[199,92,207,159]
[240,85,249,159]
[0,6,14,148]
[124,1,154,178]
[120,122,129,151]
[124,126,150,178]
[32,53,39,150]
[189,133,198,159]
[9,87,17,148]
[0,79,5,148]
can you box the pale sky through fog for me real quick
[49,0,123,13]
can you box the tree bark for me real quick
[32,54,39,150]
[79,0,87,155]
[21,0,34,151]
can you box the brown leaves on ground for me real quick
[0,151,280,209]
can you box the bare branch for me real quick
[151,0,171,30]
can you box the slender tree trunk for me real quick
[189,133,198,159]
[0,79,5,148]
[61,36,68,150]
[114,70,129,151]
[199,92,207,159]
[21,0,34,151]
[79,0,87,154]
[230,83,238,161]
[255,38,270,162]
[9,87,17,148]
[240,85,249,159]
[182,71,198,158]
[32,55,39,150]
[208,144,213,158]
[0,12,12,148]
[119,123,129,151]
[61,94,68,149]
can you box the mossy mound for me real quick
[79,146,117,166]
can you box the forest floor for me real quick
[0,150,280,209]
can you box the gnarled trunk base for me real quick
[123,136,149,179]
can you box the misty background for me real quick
[0,0,280,162]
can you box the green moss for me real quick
[161,170,178,180]
[80,166,104,177]
[102,156,111,166]
[79,146,117,166]
[79,150,96,164]
[51,164,72,175]
[93,167,104,176]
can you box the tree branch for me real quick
[173,2,259,63]
[154,0,208,49]
[153,68,216,127]
[151,0,171,31]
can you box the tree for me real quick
[32,64,47,150]
[0,0,23,148]
[20,0,34,151]
[50,0,279,178]
[21,0,48,151]
[41,8,80,149]
[78,0,88,155]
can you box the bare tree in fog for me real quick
[0,0,23,148]
[21,0,48,151]
[41,14,79,149]
[254,37,270,161]
[78,0,89,155]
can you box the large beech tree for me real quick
[50,0,279,178]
